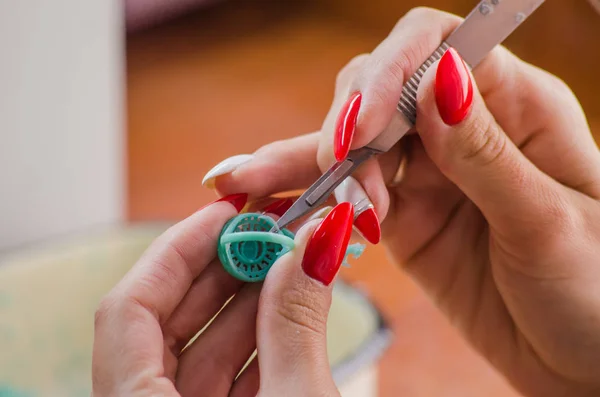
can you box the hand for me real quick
[203,7,600,397]
[92,194,352,397]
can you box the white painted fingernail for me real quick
[334,177,373,215]
[202,154,254,188]
[307,206,333,222]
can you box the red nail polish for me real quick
[261,198,294,217]
[354,207,381,244]
[302,202,354,285]
[334,92,362,161]
[435,48,473,126]
[200,193,248,212]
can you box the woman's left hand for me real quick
[91,195,343,397]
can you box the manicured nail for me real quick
[302,202,354,286]
[261,198,294,217]
[435,48,473,126]
[334,177,380,244]
[353,208,380,244]
[200,193,248,212]
[334,92,362,161]
[202,154,254,188]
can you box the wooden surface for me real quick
[127,1,599,395]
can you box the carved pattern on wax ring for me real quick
[218,213,366,282]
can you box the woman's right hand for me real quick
[203,7,600,397]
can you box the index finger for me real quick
[343,8,462,151]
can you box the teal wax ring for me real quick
[218,213,295,282]
[220,232,296,251]
[218,213,366,282]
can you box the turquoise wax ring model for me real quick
[218,213,365,282]
[218,213,295,282]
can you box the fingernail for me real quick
[202,154,254,188]
[200,193,248,212]
[435,48,473,126]
[261,198,294,217]
[353,208,381,244]
[334,177,380,244]
[302,202,354,286]
[334,92,362,161]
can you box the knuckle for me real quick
[403,6,439,22]
[540,191,582,240]
[516,188,583,259]
[275,283,327,335]
[138,251,185,305]
[253,139,286,158]
[386,14,447,85]
[536,71,581,112]
[457,116,508,168]
[380,51,409,89]
[94,294,118,330]
[545,73,574,98]
[335,54,369,92]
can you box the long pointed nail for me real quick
[302,202,354,286]
[199,193,248,212]
[334,92,362,161]
[261,198,295,217]
[202,154,254,188]
[435,48,473,126]
[353,208,381,244]
[334,177,381,244]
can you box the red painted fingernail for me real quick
[435,48,473,126]
[200,193,248,212]
[261,198,294,217]
[354,207,381,244]
[302,202,354,286]
[334,92,362,161]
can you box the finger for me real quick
[334,161,386,244]
[163,195,336,356]
[93,196,244,392]
[203,133,322,199]
[112,196,244,323]
[176,283,261,396]
[416,48,567,243]
[315,11,458,226]
[162,194,339,356]
[162,259,244,355]
[321,8,461,161]
[317,56,397,232]
[257,203,353,396]
[229,357,260,397]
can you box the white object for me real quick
[0,0,124,250]
[202,154,254,188]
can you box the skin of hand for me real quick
[209,7,600,397]
[91,197,346,397]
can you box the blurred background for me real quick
[1,0,599,396]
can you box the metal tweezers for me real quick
[277,0,547,230]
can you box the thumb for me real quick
[416,48,559,239]
[256,203,354,397]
